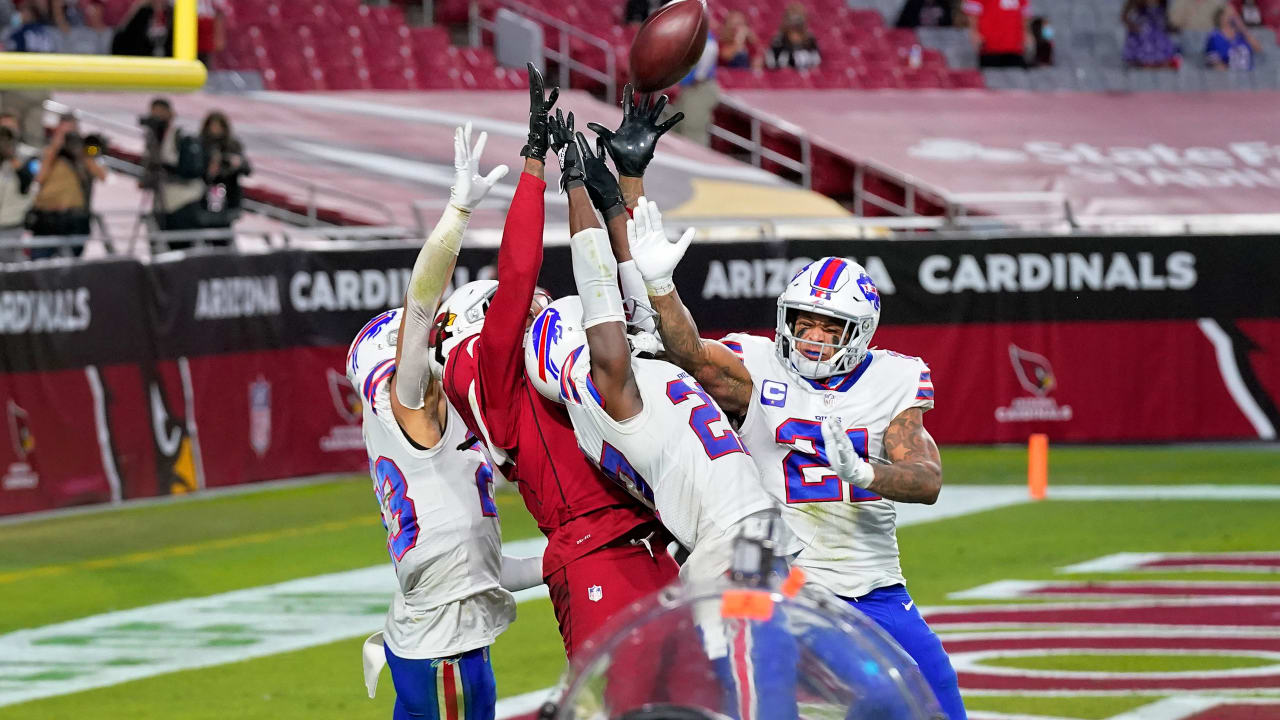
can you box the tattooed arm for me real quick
[648,290,754,415]
[868,408,942,504]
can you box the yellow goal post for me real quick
[0,0,206,91]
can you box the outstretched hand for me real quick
[548,109,584,191]
[587,83,684,178]
[627,196,694,296]
[450,121,509,213]
[575,132,623,213]
[520,62,559,162]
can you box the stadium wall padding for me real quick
[2,234,1278,514]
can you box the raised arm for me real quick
[554,115,642,420]
[396,123,507,408]
[628,197,755,415]
[472,66,555,448]
[822,408,943,504]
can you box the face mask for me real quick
[1042,26,1054,40]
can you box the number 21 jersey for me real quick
[720,333,934,599]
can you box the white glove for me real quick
[627,196,694,296]
[449,121,510,213]
[821,417,875,489]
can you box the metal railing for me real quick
[44,100,400,227]
[469,0,617,100]
[709,95,813,189]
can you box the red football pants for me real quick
[546,541,679,659]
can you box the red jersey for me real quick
[963,0,1027,55]
[442,171,652,578]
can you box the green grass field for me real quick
[1,445,1278,719]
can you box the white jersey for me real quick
[720,333,935,599]
[562,351,779,580]
[347,308,515,658]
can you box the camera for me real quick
[138,114,168,139]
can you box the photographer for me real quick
[0,123,36,261]
[139,97,205,248]
[28,114,106,259]
[198,110,249,245]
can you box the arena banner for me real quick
[2,233,1278,515]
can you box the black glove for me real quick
[576,132,624,214]
[548,109,583,191]
[520,62,559,162]
[586,83,684,178]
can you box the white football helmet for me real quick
[427,279,499,379]
[775,257,881,379]
[524,295,589,405]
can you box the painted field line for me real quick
[0,515,371,585]
[0,472,354,528]
[1109,694,1280,720]
[495,687,555,719]
[968,712,1081,720]
[0,536,549,709]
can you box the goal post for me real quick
[0,0,206,91]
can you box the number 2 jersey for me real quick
[561,353,779,579]
[348,308,515,659]
[719,333,935,599]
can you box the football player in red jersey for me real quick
[422,67,682,660]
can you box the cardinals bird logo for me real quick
[7,400,33,460]
[1009,344,1057,397]
[327,369,362,423]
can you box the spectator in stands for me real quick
[1240,0,1264,26]
[7,0,59,52]
[624,0,651,26]
[1028,16,1054,66]
[195,0,229,67]
[718,11,763,69]
[1206,4,1260,69]
[671,31,719,145]
[63,1,114,55]
[112,0,171,57]
[767,3,821,70]
[1122,0,1181,68]
[1168,0,1224,32]
[198,110,249,241]
[0,122,36,262]
[963,0,1029,68]
[28,114,106,259]
[139,97,206,242]
[896,0,955,28]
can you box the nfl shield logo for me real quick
[249,377,271,458]
[587,585,603,603]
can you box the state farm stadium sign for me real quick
[908,138,1280,189]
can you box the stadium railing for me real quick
[468,0,617,100]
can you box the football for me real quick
[628,0,710,92]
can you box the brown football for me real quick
[629,0,710,92]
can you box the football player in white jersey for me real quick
[348,124,542,720]
[524,144,801,719]
[527,133,788,585]
[627,199,967,720]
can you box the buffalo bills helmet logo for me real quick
[857,273,880,311]
[531,307,564,382]
[809,258,851,300]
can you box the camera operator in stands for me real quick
[0,119,37,262]
[198,110,250,246]
[27,113,106,259]
[140,97,206,249]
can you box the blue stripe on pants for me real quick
[842,585,967,720]
[383,645,497,720]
